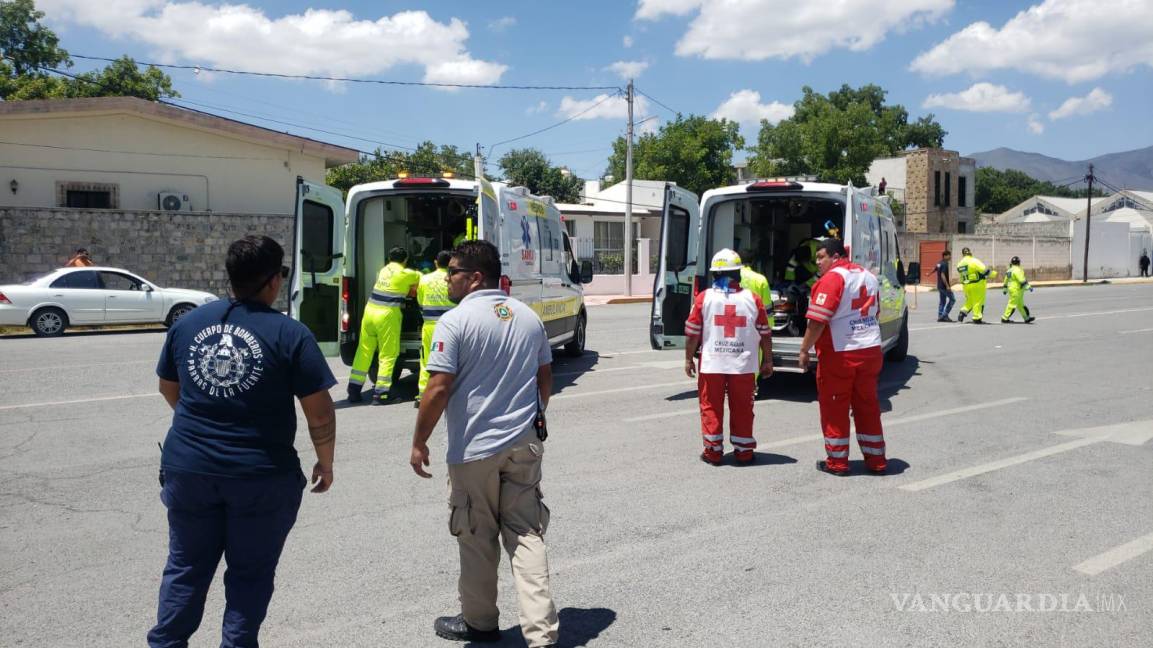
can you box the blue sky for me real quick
[37,0,1153,180]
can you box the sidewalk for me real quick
[909,276,1153,293]
[585,294,654,305]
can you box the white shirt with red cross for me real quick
[806,259,882,353]
[685,285,770,374]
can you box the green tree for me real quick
[1,0,178,100]
[606,115,745,197]
[497,148,583,202]
[747,84,947,185]
[974,166,1104,215]
[326,142,474,195]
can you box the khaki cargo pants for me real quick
[447,437,559,648]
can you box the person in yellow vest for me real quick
[347,247,422,404]
[784,238,821,288]
[956,247,996,325]
[740,254,774,383]
[415,251,454,406]
[1001,256,1035,324]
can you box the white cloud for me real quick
[1027,114,1045,134]
[711,90,794,128]
[1048,87,1113,120]
[607,60,649,79]
[921,83,1031,112]
[623,35,634,48]
[38,1,508,87]
[910,0,1153,83]
[557,93,649,121]
[488,16,516,31]
[526,100,548,115]
[635,0,953,62]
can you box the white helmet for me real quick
[709,248,743,272]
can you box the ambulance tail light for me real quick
[500,275,512,295]
[393,178,451,188]
[339,277,351,333]
[0,291,10,305]
[747,181,803,191]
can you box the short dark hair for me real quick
[388,246,408,263]
[227,235,284,297]
[435,250,452,268]
[76,247,89,254]
[818,238,847,259]
[961,247,972,256]
[452,240,501,286]
[941,249,951,257]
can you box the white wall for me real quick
[866,158,907,194]
[583,239,654,295]
[0,112,329,214]
[1071,220,1133,279]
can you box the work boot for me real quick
[700,451,723,466]
[1001,318,1011,324]
[937,315,952,322]
[972,319,986,325]
[413,397,421,409]
[957,311,967,322]
[371,392,393,406]
[815,460,849,476]
[433,614,500,643]
[346,385,363,403]
[734,452,755,466]
[1025,316,1036,323]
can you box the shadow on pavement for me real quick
[550,350,602,395]
[706,451,797,468]
[758,355,923,409]
[819,458,910,477]
[494,607,618,647]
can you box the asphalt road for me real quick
[2,284,1152,647]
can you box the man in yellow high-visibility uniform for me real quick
[784,238,821,288]
[956,247,996,325]
[415,250,454,406]
[740,255,774,383]
[348,247,422,404]
[1001,256,1035,324]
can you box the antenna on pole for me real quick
[624,80,635,297]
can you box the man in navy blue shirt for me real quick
[148,235,337,648]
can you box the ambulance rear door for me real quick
[649,184,701,349]
[475,178,502,248]
[290,177,346,356]
[498,185,544,306]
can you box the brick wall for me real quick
[897,232,1072,281]
[0,207,295,301]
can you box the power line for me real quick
[488,91,623,155]
[634,87,679,116]
[71,53,622,92]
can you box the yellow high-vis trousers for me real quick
[418,320,437,396]
[1002,288,1031,321]
[350,304,403,395]
[960,281,987,321]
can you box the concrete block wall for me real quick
[975,221,1071,238]
[897,232,1072,281]
[0,207,294,301]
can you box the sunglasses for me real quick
[447,267,477,276]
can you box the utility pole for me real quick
[624,79,635,297]
[474,143,485,181]
[1082,164,1094,282]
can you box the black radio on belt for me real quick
[534,408,548,442]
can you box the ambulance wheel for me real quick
[886,314,909,362]
[30,307,67,337]
[564,312,587,357]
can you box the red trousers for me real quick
[698,373,757,460]
[815,348,886,472]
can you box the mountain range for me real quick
[966,145,1153,192]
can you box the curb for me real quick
[605,296,654,305]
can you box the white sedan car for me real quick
[0,267,218,336]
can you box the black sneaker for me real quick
[937,316,953,322]
[815,460,849,476]
[371,392,393,406]
[413,398,421,409]
[957,311,967,322]
[434,614,500,643]
[972,319,987,325]
[346,386,363,403]
[1025,317,1036,323]
[1001,318,1011,324]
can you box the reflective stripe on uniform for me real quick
[422,306,452,318]
[370,290,407,306]
[861,446,885,455]
[703,433,724,442]
[825,437,850,447]
[827,450,849,458]
[857,434,884,443]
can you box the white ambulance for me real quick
[650,179,916,369]
[289,177,593,379]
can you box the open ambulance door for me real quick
[649,184,700,349]
[290,178,345,356]
[475,178,502,249]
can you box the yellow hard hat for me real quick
[710,248,743,272]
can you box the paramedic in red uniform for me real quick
[684,249,773,466]
[798,239,887,476]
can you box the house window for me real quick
[944,172,951,207]
[958,176,967,207]
[933,171,941,207]
[57,181,119,209]
[958,221,967,234]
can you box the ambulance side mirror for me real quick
[579,260,594,284]
[903,262,920,286]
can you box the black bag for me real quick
[534,395,548,442]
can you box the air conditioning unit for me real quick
[158,192,192,211]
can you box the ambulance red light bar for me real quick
[747,180,803,191]
[393,178,451,188]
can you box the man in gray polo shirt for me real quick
[410,240,559,648]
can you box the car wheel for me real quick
[166,303,196,327]
[564,312,587,357]
[30,307,68,337]
[885,313,909,362]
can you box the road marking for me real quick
[552,380,689,401]
[597,349,662,357]
[910,306,1153,332]
[1073,531,1153,576]
[0,360,154,374]
[1120,327,1153,334]
[553,366,644,378]
[624,408,699,422]
[0,392,158,411]
[901,419,1153,492]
